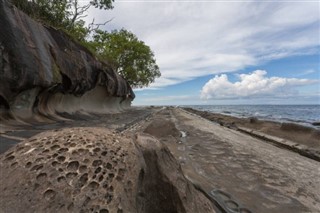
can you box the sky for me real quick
[86,0,320,105]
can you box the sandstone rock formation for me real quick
[0,0,134,123]
[0,127,215,213]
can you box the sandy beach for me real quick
[1,106,320,212]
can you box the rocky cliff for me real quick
[0,0,134,123]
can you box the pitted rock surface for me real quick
[0,127,215,213]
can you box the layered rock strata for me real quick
[0,0,134,123]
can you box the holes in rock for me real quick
[25,162,32,168]
[5,155,15,161]
[99,209,109,213]
[95,167,102,174]
[101,151,108,156]
[93,148,101,153]
[31,164,43,171]
[98,175,104,182]
[108,173,114,179]
[43,189,56,200]
[5,152,13,158]
[42,149,50,154]
[78,148,86,155]
[88,181,99,189]
[78,173,88,188]
[50,145,60,150]
[84,159,90,164]
[106,163,112,169]
[58,148,68,154]
[10,162,18,168]
[16,146,25,152]
[57,156,66,162]
[51,161,59,167]
[92,160,102,167]
[36,173,47,183]
[66,172,77,179]
[105,192,113,204]
[79,165,87,173]
[117,208,123,213]
[57,176,66,183]
[67,161,79,171]
[35,157,44,163]
[52,153,58,158]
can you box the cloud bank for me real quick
[200,70,318,100]
[87,1,320,89]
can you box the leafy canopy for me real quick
[11,0,161,88]
[92,29,161,88]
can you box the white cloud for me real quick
[85,1,320,89]
[294,69,317,77]
[200,70,319,99]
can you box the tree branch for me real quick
[88,17,114,32]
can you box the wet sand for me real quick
[1,106,319,213]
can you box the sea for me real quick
[185,105,320,128]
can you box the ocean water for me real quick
[186,105,320,127]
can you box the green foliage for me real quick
[12,0,69,27]
[11,0,114,29]
[66,20,89,42]
[90,0,114,10]
[92,29,161,88]
[11,0,161,88]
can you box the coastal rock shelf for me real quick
[1,107,319,213]
[0,127,215,213]
[0,0,134,124]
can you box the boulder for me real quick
[0,0,134,122]
[0,127,215,213]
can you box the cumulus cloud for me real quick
[200,70,318,99]
[85,1,319,89]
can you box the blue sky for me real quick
[87,0,320,105]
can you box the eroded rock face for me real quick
[0,0,134,122]
[0,127,215,213]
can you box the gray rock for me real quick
[0,0,134,121]
[0,127,215,213]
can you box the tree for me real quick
[12,0,114,30]
[92,29,161,88]
[11,0,161,88]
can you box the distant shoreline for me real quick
[177,104,320,128]
[182,107,320,156]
